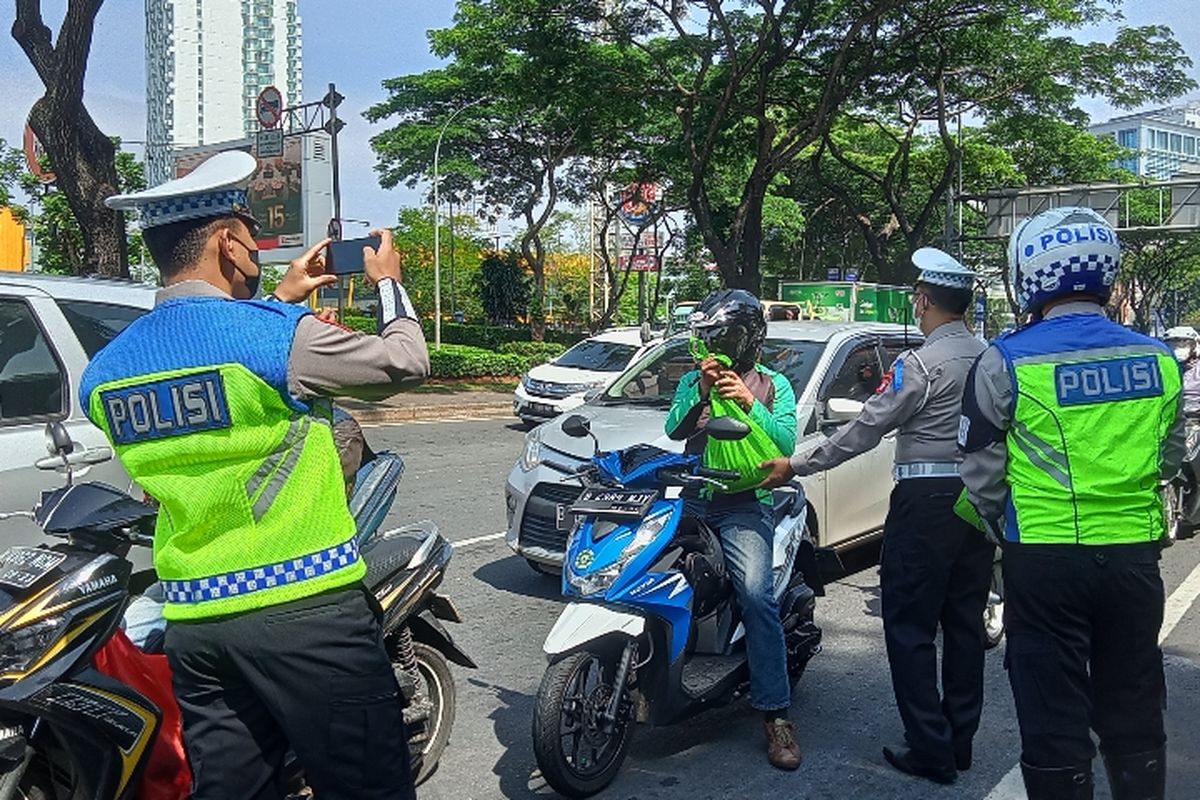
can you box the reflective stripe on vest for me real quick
[162,538,358,604]
[1002,339,1180,545]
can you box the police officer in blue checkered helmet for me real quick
[959,206,1183,799]
[1007,206,1121,320]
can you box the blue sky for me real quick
[0,1,1196,232]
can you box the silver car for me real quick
[0,273,155,551]
[505,320,923,573]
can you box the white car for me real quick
[512,327,660,425]
[505,321,924,573]
[0,273,155,553]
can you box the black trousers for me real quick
[165,585,415,800]
[879,477,996,770]
[1003,542,1166,768]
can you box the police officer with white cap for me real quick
[761,249,994,785]
[81,151,427,799]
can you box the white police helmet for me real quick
[1007,206,1120,315]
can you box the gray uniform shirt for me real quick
[791,320,985,476]
[155,279,430,402]
[959,301,1187,519]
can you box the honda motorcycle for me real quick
[531,415,823,798]
[0,421,472,799]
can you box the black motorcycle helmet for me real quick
[690,289,767,372]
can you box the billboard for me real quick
[172,133,333,263]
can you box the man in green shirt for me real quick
[666,289,800,770]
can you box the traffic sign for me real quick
[255,128,284,158]
[256,86,284,129]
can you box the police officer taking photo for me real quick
[80,151,429,799]
[958,207,1183,800]
[761,249,994,785]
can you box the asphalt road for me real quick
[365,416,1200,800]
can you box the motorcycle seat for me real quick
[361,533,427,588]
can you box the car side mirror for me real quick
[562,415,591,438]
[706,416,751,441]
[825,397,864,423]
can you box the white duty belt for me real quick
[893,462,960,480]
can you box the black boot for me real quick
[1020,761,1093,800]
[1103,748,1166,800]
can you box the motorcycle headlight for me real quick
[520,427,542,472]
[0,616,67,675]
[567,510,672,597]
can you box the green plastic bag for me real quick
[704,393,783,493]
[688,336,783,492]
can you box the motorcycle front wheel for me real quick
[532,649,633,798]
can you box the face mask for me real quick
[1175,346,1192,363]
[911,295,927,323]
[227,235,261,299]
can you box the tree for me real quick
[1114,233,1200,333]
[20,144,145,275]
[0,141,26,209]
[476,251,531,325]
[367,0,652,340]
[801,2,1192,284]
[389,207,490,321]
[12,0,130,276]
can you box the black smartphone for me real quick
[325,235,382,275]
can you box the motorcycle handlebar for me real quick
[697,467,741,481]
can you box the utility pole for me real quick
[433,97,485,347]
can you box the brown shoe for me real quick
[764,719,803,770]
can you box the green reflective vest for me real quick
[998,315,1181,545]
[80,299,364,620]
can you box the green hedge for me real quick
[428,344,529,378]
[342,313,376,335]
[335,315,587,352]
[497,341,566,360]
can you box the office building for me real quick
[145,0,302,184]
[1090,101,1200,180]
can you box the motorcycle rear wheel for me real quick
[405,642,456,785]
[533,650,633,798]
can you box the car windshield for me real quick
[602,336,825,407]
[553,339,639,372]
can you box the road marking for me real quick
[984,557,1200,799]
[454,531,507,548]
[374,527,507,549]
[360,415,514,428]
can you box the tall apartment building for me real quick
[1090,101,1200,180]
[145,0,302,184]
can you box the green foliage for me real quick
[19,142,146,275]
[476,251,530,325]
[429,344,529,378]
[391,207,489,321]
[342,312,378,335]
[0,142,25,210]
[420,320,584,349]
[496,340,565,365]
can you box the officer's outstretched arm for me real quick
[790,353,927,477]
[958,348,1010,520]
[286,278,430,402]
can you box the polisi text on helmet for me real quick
[1026,224,1115,259]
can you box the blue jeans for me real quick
[687,497,790,712]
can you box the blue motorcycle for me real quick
[532,415,823,797]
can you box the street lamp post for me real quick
[433,97,484,347]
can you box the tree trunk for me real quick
[14,0,128,277]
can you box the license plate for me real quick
[0,547,66,590]
[570,488,659,518]
[528,403,557,417]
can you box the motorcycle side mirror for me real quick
[706,416,751,441]
[562,415,591,439]
[45,421,74,457]
[562,414,601,456]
